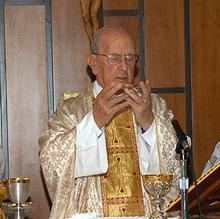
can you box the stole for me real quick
[100,107,145,217]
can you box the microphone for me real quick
[172,119,190,152]
[172,119,201,218]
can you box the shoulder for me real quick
[150,93,174,120]
[55,83,94,117]
[151,93,167,109]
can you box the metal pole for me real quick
[180,149,189,219]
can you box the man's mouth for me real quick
[115,77,128,82]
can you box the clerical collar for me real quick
[93,80,103,98]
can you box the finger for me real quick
[138,80,151,101]
[101,94,128,111]
[110,93,129,106]
[124,87,143,104]
[145,80,151,93]
[99,82,124,100]
[138,81,147,96]
[95,91,128,113]
[111,101,130,114]
[126,97,140,109]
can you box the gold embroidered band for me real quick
[101,107,144,217]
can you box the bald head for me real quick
[90,27,135,54]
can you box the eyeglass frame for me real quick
[93,53,138,66]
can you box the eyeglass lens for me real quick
[107,54,137,65]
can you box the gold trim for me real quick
[2,177,30,184]
[142,173,173,182]
[63,92,80,100]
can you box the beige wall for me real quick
[5,5,49,217]
[3,1,90,218]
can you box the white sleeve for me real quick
[138,120,160,174]
[75,112,108,178]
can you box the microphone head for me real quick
[172,119,187,142]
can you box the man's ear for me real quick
[87,54,97,75]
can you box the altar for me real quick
[72,214,180,219]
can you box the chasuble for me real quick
[39,83,180,219]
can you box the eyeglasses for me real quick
[93,53,138,66]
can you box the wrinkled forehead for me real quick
[98,30,136,53]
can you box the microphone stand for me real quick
[177,142,190,219]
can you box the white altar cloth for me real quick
[70,213,180,219]
[73,217,179,219]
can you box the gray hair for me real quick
[90,27,106,53]
[90,27,132,53]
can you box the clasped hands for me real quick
[93,81,154,131]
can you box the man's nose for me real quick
[118,56,128,71]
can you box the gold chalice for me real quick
[142,173,173,219]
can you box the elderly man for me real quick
[39,27,180,218]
